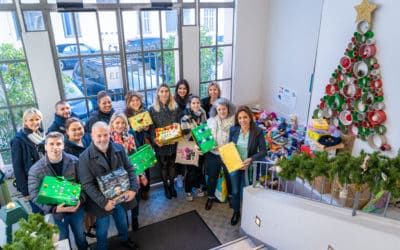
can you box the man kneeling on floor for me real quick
[78,121,139,250]
[28,132,88,250]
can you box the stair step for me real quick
[210,236,260,250]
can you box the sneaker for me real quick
[196,188,205,197]
[121,238,139,250]
[176,175,184,189]
[185,192,193,201]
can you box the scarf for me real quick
[110,131,137,155]
[24,128,45,145]
[212,115,235,148]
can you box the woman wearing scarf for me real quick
[109,111,146,231]
[10,108,45,213]
[204,98,236,211]
[180,96,207,201]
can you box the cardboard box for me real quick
[312,176,332,194]
[155,124,182,145]
[97,168,130,204]
[128,111,153,131]
[333,183,370,209]
[129,144,157,175]
[37,176,81,206]
[191,123,217,154]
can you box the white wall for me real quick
[242,187,400,250]
[182,26,200,95]
[231,0,268,106]
[260,0,323,125]
[310,0,400,156]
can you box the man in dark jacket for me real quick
[47,100,75,135]
[78,121,138,250]
[28,132,87,250]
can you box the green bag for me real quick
[129,144,157,175]
[191,123,217,154]
[37,176,81,206]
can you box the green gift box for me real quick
[37,176,81,206]
[191,123,217,154]
[129,144,157,175]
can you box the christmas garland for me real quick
[277,150,400,198]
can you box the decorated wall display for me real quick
[312,0,390,151]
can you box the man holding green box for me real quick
[28,132,87,250]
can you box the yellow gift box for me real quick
[311,118,329,131]
[155,124,182,145]
[307,129,329,142]
[219,142,243,173]
[128,111,153,131]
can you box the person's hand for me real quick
[240,158,252,170]
[124,190,136,202]
[155,140,163,147]
[195,145,203,155]
[55,201,80,213]
[105,200,115,211]
[24,195,31,200]
[143,126,150,131]
[140,175,148,186]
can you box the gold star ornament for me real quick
[354,0,377,24]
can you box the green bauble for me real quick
[365,31,374,39]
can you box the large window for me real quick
[199,6,234,99]
[0,10,37,164]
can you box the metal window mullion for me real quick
[94,10,110,93]
[116,8,129,93]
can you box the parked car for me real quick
[125,37,164,72]
[56,43,99,70]
[64,79,93,121]
[71,57,162,108]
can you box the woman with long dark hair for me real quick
[228,106,267,226]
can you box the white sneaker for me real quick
[196,188,205,197]
[185,192,193,201]
[176,175,184,188]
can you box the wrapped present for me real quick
[128,111,153,131]
[155,124,182,145]
[97,168,130,204]
[311,118,329,130]
[37,176,81,206]
[219,142,243,173]
[191,123,217,154]
[129,144,157,175]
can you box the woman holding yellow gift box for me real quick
[149,84,180,199]
[228,106,267,226]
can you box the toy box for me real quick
[129,144,157,175]
[128,111,153,131]
[97,168,130,204]
[191,123,217,154]
[37,176,81,206]
[219,142,243,173]
[155,124,182,145]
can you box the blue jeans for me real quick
[230,169,246,212]
[54,206,87,250]
[206,153,232,199]
[131,189,141,218]
[29,200,44,214]
[96,204,129,250]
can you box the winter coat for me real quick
[64,134,91,158]
[10,129,44,196]
[201,96,213,119]
[180,107,207,135]
[27,152,83,220]
[46,112,78,135]
[229,125,267,162]
[149,104,180,156]
[85,108,115,134]
[78,142,138,218]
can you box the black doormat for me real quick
[90,210,221,250]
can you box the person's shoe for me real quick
[185,192,193,201]
[141,191,149,201]
[170,185,178,198]
[121,238,139,250]
[205,198,213,210]
[231,211,241,226]
[132,216,139,231]
[196,188,205,197]
[85,230,96,238]
[163,182,172,199]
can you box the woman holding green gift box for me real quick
[109,111,147,231]
[180,95,207,201]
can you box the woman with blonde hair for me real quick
[201,82,221,118]
[109,111,147,231]
[149,84,180,199]
[10,107,45,213]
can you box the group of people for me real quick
[10,80,267,250]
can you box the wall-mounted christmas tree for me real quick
[313,0,390,151]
